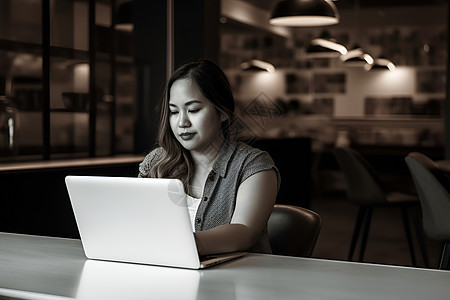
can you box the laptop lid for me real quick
[65,175,245,269]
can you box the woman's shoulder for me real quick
[233,141,273,161]
[138,147,165,177]
[228,141,278,172]
[231,141,281,189]
[143,146,165,161]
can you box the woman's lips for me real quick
[179,132,196,140]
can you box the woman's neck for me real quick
[188,139,224,198]
[190,138,224,172]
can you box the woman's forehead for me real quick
[169,78,208,105]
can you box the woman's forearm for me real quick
[194,224,258,256]
[195,170,278,256]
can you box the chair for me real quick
[333,147,428,266]
[268,204,321,257]
[405,152,450,270]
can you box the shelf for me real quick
[0,35,132,62]
[50,46,89,60]
[0,39,41,54]
[0,154,145,174]
[49,108,88,113]
[331,115,444,122]
[269,115,444,130]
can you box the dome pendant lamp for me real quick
[115,1,134,31]
[340,47,373,66]
[365,57,396,71]
[269,0,340,27]
[240,59,276,73]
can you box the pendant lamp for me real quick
[340,47,373,66]
[115,1,134,31]
[306,30,347,58]
[307,37,347,57]
[269,0,340,27]
[365,57,396,71]
[240,59,276,73]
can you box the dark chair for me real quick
[405,152,450,270]
[268,204,321,257]
[333,147,428,266]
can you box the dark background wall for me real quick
[1,0,222,239]
[0,163,139,238]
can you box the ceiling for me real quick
[222,0,448,36]
[243,0,448,11]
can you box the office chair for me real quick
[405,152,450,270]
[333,147,428,266]
[268,204,321,257]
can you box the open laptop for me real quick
[65,175,246,269]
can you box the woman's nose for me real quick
[178,111,191,128]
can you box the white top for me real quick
[187,195,202,232]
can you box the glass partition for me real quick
[0,0,136,162]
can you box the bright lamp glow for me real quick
[311,38,347,55]
[365,58,396,71]
[241,59,276,73]
[269,0,340,27]
[340,48,373,66]
[270,16,339,26]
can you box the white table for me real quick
[0,232,449,300]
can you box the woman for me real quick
[138,58,280,256]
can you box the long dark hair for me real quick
[148,58,235,194]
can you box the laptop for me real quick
[65,175,246,269]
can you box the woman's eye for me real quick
[169,110,179,115]
[188,108,200,113]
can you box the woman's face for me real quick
[169,78,225,153]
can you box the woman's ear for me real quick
[220,112,228,122]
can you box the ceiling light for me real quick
[340,48,373,66]
[115,1,134,32]
[240,59,276,73]
[365,57,396,71]
[311,38,347,55]
[307,37,347,58]
[269,0,340,27]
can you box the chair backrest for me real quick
[268,204,321,257]
[333,147,387,205]
[405,152,450,241]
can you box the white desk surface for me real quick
[0,232,449,300]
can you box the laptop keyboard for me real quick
[200,255,218,262]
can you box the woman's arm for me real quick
[194,169,278,255]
